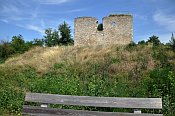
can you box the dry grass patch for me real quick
[1,46,67,73]
[1,45,157,74]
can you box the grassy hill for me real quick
[0,44,175,115]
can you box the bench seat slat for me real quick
[22,105,163,116]
[25,93,162,109]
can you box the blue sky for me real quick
[0,0,175,43]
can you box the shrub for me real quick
[145,68,175,115]
[125,41,136,51]
[0,87,24,114]
[97,23,103,31]
[138,40,146,45]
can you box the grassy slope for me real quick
[0,45,175,115]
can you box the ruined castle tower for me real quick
[74,14,133,46]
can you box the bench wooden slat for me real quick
[22,105,163,116]
[25,93,162,109]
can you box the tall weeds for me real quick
[0,45,175,115]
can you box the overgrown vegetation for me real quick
[0,41,175,115]
[1,31,175,115]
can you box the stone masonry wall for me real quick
[74,14,133,46]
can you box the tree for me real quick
[58,21,72,45]
[169,33,175,50]
[0,40,14,59]
[52,30,60,45]
[147,35,161,46]
[10,34,27,53]
[32,38,43,46]
[25,41,34,49]
[138,40,146,45]
[43,28,59,47]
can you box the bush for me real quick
[138,40,146,45]
[11,35,28,53]
[128,41,136,47]
[0,87,24,114]
[97,23,103,31]
[145,68,175,115]
[126,41,136,51]
[0,40,15,61]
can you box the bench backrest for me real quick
[25,93,162,110]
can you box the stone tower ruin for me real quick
[74,14,133,46]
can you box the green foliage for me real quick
[43,21,74,46]
[29,62,141,97]
[25,41,34,49]
[138,40,146,45]
[145,68,175,115]
[43,28,59,47]
[0,66,39,114]
[11,34,28,53]
[1,36,175,115]
[126,41,136,51]
[58,21,73,45]
[147,35,161,46]
[97,23,103,31]
[0,35,35,63]
[128,41,136,47]
[147,46,175,115]
[0,40,14,62]
[0,46,175,115]
[32,38,43,46]
[0,87,24,114]
[152,46,171,68]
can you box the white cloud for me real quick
[153,11,175,31]
[135,10,175,43]
[1,4,20,14]
[26,25,44,34]
[0,3,32,21]
[0,1,44,34]
[66,8,87,13]
[0,0,75,36]
[0,19,9,23]
[17,24,44,34]
[37,0,72,4]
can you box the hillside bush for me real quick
[144,69,175,115]
[97,23,103,31]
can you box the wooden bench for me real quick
[22,92,163,116]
